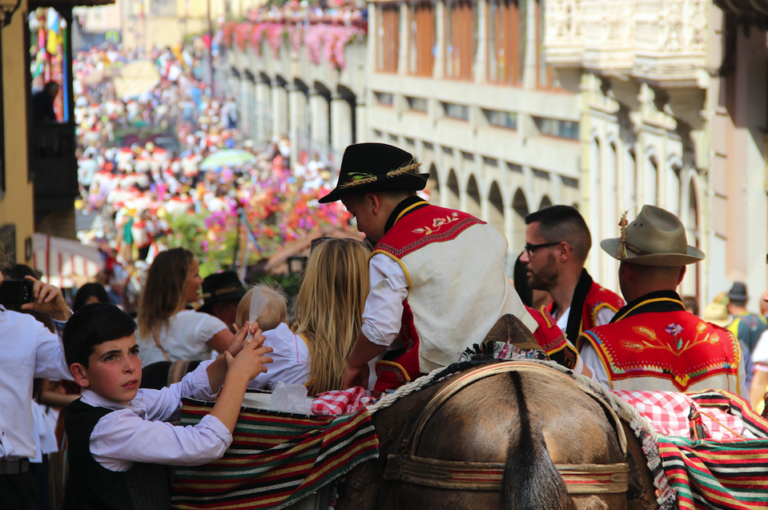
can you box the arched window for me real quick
[428,163,440,205]
[625,149,637,215]
[539,195,552,209]
[601,143,619,291]
[644,155,658,207]
[465,174,482,218]
[488,181,505,234]
[447,169,461,209]
[682,178,700,301]
[512,189,529,254]
[667,163,681,216]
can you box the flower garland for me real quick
[222,21,365,70]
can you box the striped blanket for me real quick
[656,390,768,510]
[171,398,379,510]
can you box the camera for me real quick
[0,279,35,305]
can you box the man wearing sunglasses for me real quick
[520,205,625,345]
[320,143,540,395]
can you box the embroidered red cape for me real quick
[549,281,625,344]
[579,310,740,391]
[527,306,578,369]
[371,205,484,395]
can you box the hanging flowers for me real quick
[221,21,365,71]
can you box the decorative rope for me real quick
[617,211,629,260]
[366,359,676,509]
[339,161,423,189]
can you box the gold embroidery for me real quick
[631,325,657,341]
[412,212,460,236]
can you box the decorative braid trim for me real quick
[339,161,423,189]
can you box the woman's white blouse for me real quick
[137,310,229,364]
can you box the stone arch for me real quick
[447,169,460,209]
[465,174,482,218]
[666,155,683,216]
[487,181,505,234]
[512,188,529,254]
[538,195,552,210]
[427,163,440,205]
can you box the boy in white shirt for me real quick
[62,303,273,510]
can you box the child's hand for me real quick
[224,328,273,382]
[227,320,260,357]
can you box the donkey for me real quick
[335,317,658,510]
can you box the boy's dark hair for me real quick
[525,205,592,263]
[63,303,137,368]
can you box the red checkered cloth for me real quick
[612,390,747,440]
[311,387,375,416]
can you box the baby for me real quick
[236,285,310,390]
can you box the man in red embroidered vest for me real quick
[320,143,580,394]
[578,205,747,396]
[520,205,625,344]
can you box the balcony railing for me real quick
[544,0,709,86]
[30,122,78,213]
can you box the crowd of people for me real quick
[71,43,342,313]
[2,139,768,509]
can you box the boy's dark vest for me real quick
[63,399,171,510]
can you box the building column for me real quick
[355,102,367,144]
[271,84,289,140]
[240,79,254,138]
[331,95,353,157]
[254,80,271,146]
[289,87,308,162]
[310,93,330,158]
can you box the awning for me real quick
[32,233,103,288]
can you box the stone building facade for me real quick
[224,0,587,274]
[543,0,768,308]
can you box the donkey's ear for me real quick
[481,314,543,354]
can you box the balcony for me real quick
[544,0,710,88]
[30,123,79,215]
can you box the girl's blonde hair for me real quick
[137,248,195,338]
[295,239,370,394]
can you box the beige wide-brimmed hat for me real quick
[601,205,705,266]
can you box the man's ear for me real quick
[557,242,573,263]
[70,363,91,389]
[365,193,380,215]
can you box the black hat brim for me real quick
[319,173,430,204]
[198,290,247,314]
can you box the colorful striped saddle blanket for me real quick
[171,398,379,510]
[651,390,768,510]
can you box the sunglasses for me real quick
[524,241,561,257]
[310,237,371,254]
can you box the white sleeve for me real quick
[141,360,218,422]
[247,330,309,390]
[595,307,617,327]
[752,330,768,373]
[90,411,232,470]
[361,254,409,347]
[579,343,612,389]
[195,312,229,344]
[34,320,73,381]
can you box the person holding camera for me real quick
[0,262,73,510]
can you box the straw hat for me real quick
[703,292,730,327]
[601,205,705,266]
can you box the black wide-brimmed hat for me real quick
[727,282,749,302]
[318,143,429,203]
[198,271,247,314]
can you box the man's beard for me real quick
[527,252,558,291]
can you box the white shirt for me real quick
[581,338,749,397]
[361,254,409,347]
[752,329,768,373]
[0,307,72,461]
[137,310,229,364]
[247,323,310,390]
[555,306,616,333]
[82,360,230,472]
